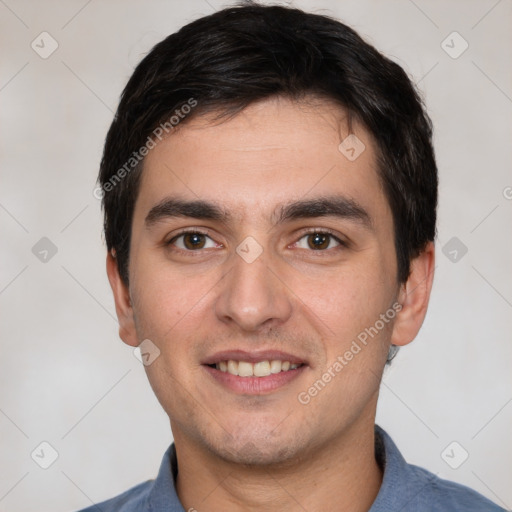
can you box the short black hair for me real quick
[99,2,437,286]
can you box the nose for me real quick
[214,248,293,333]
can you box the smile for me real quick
[212,359,302,377]
[202,351,308,394]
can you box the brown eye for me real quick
[295,232,342,251]
[307,233,330,250]
[170,232,218,251]
[183,233,206,250]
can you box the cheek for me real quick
[291,266,396,382]
[131,263,192,339]
[300,260,393,334]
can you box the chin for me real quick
[219,441,298,466]
[210,426,307,467]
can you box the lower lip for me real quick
[203,365,307,394]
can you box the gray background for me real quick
[1,0,511,510]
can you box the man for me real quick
[80,3,505,511]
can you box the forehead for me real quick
[134,96,390,226]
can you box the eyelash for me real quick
[293,228,348,251]
[166,228,218,252]
[165,228,348,253]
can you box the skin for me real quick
[107,96,435,512]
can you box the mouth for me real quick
[208,359,303,377]
[201,350,308,394]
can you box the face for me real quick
[109,97,429,466]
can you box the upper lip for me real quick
[201,350,307,366]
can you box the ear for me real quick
[391,242,435,347]
[106,250,139,347]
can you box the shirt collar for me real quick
[145,442,184,511]
[144,425,416,511]
[370,425,438,511]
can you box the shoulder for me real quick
[75,479,153,512]
[373,426,507,511]
[73,443,182,512]
[407,463,506,511]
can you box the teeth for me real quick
[214,359,301,377]
[253,361,271,377]
[227,360,239,376]
[270,360,282,373]
[238,361,253,377]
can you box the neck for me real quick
[173,408,383,512]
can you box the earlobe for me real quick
[391,242,435,347]
[106,251,139,347]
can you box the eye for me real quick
[169,231,219,251]
[295,232,342,251]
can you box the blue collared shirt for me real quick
[76,426,506,511]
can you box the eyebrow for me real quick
[144,195,373,231]
[275,196,372,230]
[145,198,230,227]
